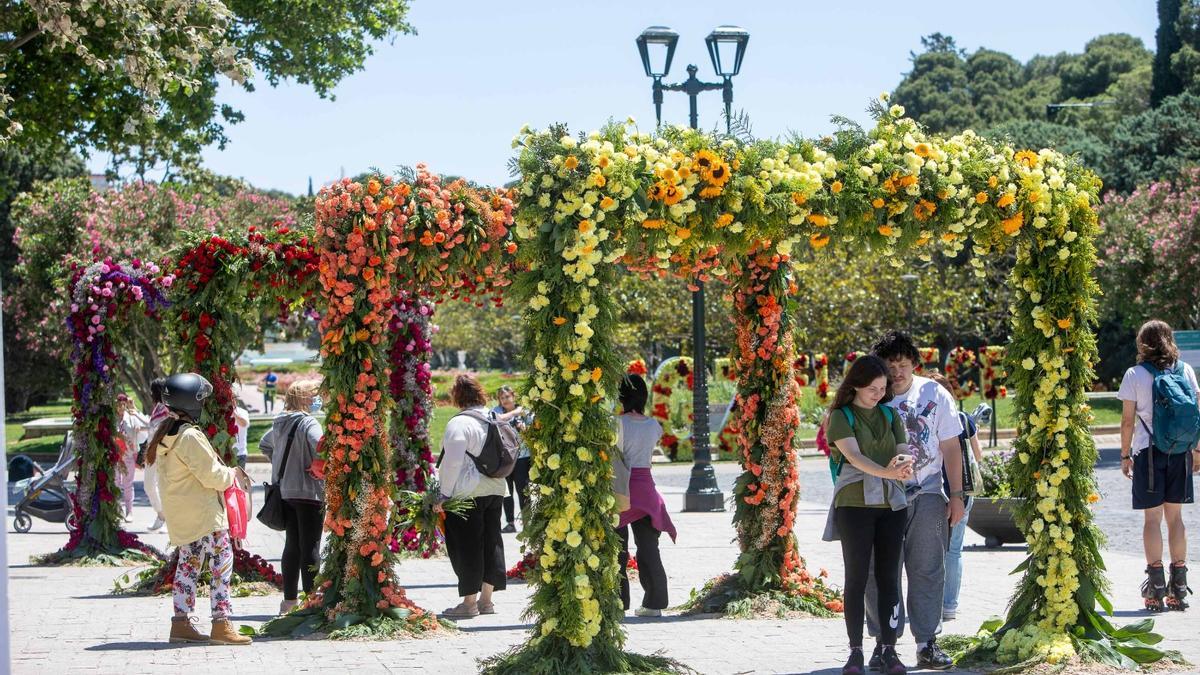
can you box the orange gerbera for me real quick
[871,197,886,208]
[807,214,830,227]
[809,232,830,249]
[553,316,568,325]
[830,180,843,194]
[1057,317,1072,329]
[1001,212,1024,235]
[564,155,579,170]
[912,199,937,222]
[913,143,932,158]
[715,213,735,228]
[975,192,989,204]
[996,193,1016,209]
[642,218,666,229]
[792,192,808,206]
[878,225,894,236]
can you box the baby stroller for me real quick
[11,432,77,533]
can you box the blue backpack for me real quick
[830,406,896,480]
[1140,362,1200,455]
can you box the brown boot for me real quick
[209,618,252,646]
[169,616,208,644]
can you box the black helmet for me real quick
[161,373,213,420]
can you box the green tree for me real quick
[1153,0,1186,104]
[0,1,414,169]
[1057,34,1152,100]
[1172,1,1200,95]
[1108,92,1200,192]
[892,34,979,134]
[967,49,1026,127]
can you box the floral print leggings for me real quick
[172,530,233,619]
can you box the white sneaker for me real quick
[149,516,165,532]
[942,608,956,621]
[633,607,662,617]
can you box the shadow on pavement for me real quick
[85,642,181,652]
[452,622,535,633]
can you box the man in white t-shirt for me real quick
[863,330,962,671]
[1116,319,1199,612]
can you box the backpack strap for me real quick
[834,408,856,478]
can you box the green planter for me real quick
[968,497,1025,548]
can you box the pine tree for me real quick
[1152,0,1185,105]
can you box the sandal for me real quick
[441,603,480,619]
[478,601,496,615]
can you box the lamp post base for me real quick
[682,462,726,512]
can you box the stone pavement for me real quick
[6,441,1200,674]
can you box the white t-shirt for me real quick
[885,375,962,497]
[438,407,507,499]
[234,406,250,457]
[1117,362,1200,455]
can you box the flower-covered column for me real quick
[387,291,438,556]
[264,178,436,637]
[40,260,168,565]
[726,250,840,612]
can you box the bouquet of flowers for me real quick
[392,479,471,554]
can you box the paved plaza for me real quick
[6,438,1200,674]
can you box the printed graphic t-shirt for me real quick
[885,375,962,499]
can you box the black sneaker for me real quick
[842,647,866,675]
[917,640,953,670]
[501,523,517,534]
[880,646,907,675]
[868,643,883,671]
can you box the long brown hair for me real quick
[829,354,894,412]
[145,413,191,466]
[1136,320,1180,371]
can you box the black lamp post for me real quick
[637,25,749,513]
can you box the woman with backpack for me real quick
[821,355,914,675]
[1118,319,1199,612]
[611,373,676,617]
[435,373,508,619]
[259,379,325,615]
[146,373,252,646]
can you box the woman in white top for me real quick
[116,394,150,521]
[435,374,508,619]
[1117,319,1199,611]
[611,374,676,617]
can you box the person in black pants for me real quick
[493,386,531,533]
[824,356,914,675]
[260,379,325,615]
[436,374,508,619]
[618,517,668,610]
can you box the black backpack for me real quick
[442,409,520,479]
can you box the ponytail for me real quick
[145,415,189,466]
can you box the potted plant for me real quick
[968,450,1026,548]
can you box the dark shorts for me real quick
[1132,447,1195,509]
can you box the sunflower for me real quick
[662,184,684,205]
[699,185,723,199]
[792,192,808,206]
[914,143,932,158]
[705,160,731,187]
[809,232,830,249]
[647,182,667,202]
[1015,150,1039,168]
[694,149,720,170]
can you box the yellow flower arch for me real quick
[488,99,1134,672]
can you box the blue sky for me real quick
[92,1,1158,194]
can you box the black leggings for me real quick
[502,457,532,524]
[443,495,507,597]
[281,499,324,600]
[618,516,668,610]
[835,505,907,647]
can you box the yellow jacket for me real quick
[156,425,236,547]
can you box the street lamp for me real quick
[636,25,749,513]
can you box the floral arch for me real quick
[485,101,1140,672]
[39,259,172,564]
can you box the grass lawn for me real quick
[5,399,73,457]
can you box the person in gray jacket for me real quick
[260,379,324,615]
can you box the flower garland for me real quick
[649,356,694,461]
[505,103,1165,669]
[38,260,170,565]
[387,291,439,557]
[625,358,649,376]
[263,177,435,638]
[166,224,317,587]
[843,350,865,375]
[980,345,1009,400]
[944,346,979,400]
[814,353,830,403]
[917,347,941,374]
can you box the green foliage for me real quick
[1108,93,1200,193]
[1153,0,1186,104]
[1057,34,1152,101]
[1173,2,1200,95]
[892,34,978,134]
[1,1,414,169]
[983,120,1110,171]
